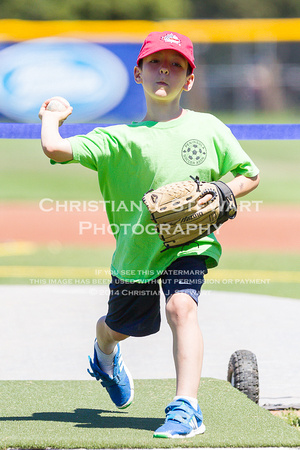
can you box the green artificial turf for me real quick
[0,378,299,449]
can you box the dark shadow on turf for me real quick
[0,408,162,431]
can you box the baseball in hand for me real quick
[46,96,70,112]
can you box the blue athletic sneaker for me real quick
[87,343,134,409]
[153,398,205,438]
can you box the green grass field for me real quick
[1,245,299,298]
[216,109,300,125]
[1,139,99,201]
[1,138,300,203]
[0,378,299,449]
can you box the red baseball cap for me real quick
[137,31,196,72]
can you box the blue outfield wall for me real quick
[0,123,299,140]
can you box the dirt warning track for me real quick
[1,202,299,252]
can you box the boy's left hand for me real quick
[142,176,237,249]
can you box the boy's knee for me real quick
[96,316,107,334]
[96,316,128,342]
[166,293,196,326]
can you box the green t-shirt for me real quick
[66,110,259,282]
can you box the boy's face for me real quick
[134,49,194,102]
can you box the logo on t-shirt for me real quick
[181,139,207,165]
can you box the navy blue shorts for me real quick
[105,256,207,337]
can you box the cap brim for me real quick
[137,45,195,70]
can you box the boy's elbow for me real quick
[42,144,56,159]
[253,173,260,189]
[42,140,73,162]
[42,146,63,162]
[246,173,260,195]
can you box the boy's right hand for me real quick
[38,98,73,126]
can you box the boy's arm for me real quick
[39,99,73,162]
[226,174,260,198]
[198,174,259,207]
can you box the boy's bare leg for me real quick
[153,291,205,438]
[96,316,129,354]
[166,293,203,398]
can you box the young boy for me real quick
[39,31,259,439]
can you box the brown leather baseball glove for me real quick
[142,176,237,249]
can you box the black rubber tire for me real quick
[227,349,259,404]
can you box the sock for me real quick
[94,340,117,378]
[174,395,198,410]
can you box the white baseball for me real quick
[46,96,70,112]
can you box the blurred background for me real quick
[0,0,300,123]
[0,0,299,300]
